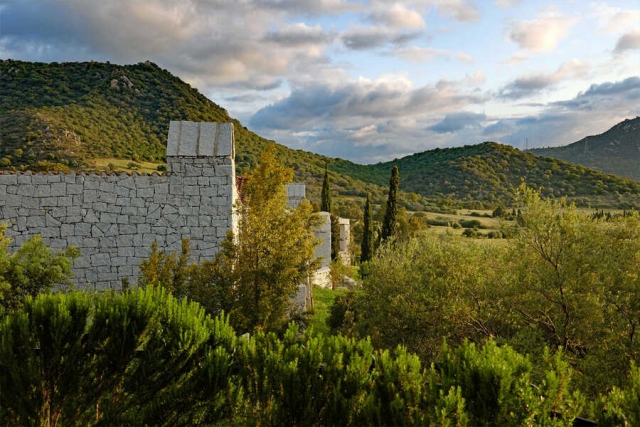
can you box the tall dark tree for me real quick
[321,165,340,261]
[381,165,399,243]
[361,193,374,263]
[321,165,331,213]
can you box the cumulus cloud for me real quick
[435,0,481,23]
[341,25,422,50]
[0,0,339,92]
[499,59,589,99]
[367,3,426,30]
[614,29,640,53]
[507,11,577,52]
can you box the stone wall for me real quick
[0,121,237,289]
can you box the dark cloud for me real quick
[499,75,556,99]
[340,26,422,50]
[263,24,335,46]
[428,112,486,133]
[614,29,640,53]
[553,76,640,110]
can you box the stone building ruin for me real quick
[0,121,348,290]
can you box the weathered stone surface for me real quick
[0,122,240,290]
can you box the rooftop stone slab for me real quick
[167,121,235,158]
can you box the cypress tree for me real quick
[361,193,374,263]
[381,165,399,243]
[321,165,331,212]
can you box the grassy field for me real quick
[309,286,350,336]
[89,158,164,174]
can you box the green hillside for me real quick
[531,117,640,180]
[1,59,639,210]
[333,141,640,208]
[0,59,429,212]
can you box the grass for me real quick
[309,286,349,336]
[89,158,164,174]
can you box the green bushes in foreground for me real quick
[1,287,637,426]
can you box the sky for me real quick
[0,0,639,164]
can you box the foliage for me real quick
[381,165,400,243]
[0,287,238,426]
[321,164,331,212]
[0,226,79,315]
[360,193,375,263]
[351,185,640,399]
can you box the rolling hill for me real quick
[531,117,640,181]
[1,59,640,210]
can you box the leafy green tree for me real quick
[380,165,399,243]
[0,226,79,315]
[360,193,374,263]
[221,144,322,333]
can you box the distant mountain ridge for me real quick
[1,59,639,209]
[531,117,640,180]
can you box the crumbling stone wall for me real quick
[0,121,237,289]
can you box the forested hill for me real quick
[0,59,392,208]
[531,117,640,181]
[332,141,640,208]
[1,59,639,209]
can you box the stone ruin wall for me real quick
[0,121,237,289]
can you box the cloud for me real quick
[614,29,640,53]
[435,0,481,23]
[507,12,577,52]
[428,112,486,133]
[499,59,589,99]
[341,26,422,50]
[0,0,343,92]
[263,23,335,46]
[495,0,522,8]
[367,3,426,30]
[496,76,640,149]
[592,4,640,34]
[391,46,473,63]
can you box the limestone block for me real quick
[91,225,104,238]
[215,165,233,177]
[120,224,136,234]
[100,212,117,223]
[62,225,76,239]
[137,224,151,234]
[45,214,61,227]
[167,121,181,157]
[169,184,184,195]
[119,235,134,246]
[106,205,121,214]
[57,196,73,207]
[75,223,91,237]
[32,174,49,185]
[217,123,234,157]
[118,247,135,257]
[66,184,83,195]
[137,187,154,198]
[115,186,130,197]
[40,228,60,238]
[117,215,129,224]
[179,121,199,156]
[98,192,117,204]
[17,175,32,185]
[0,174,17,185]
[26,216,46,228]
[23,198,39,209]
[50,183,65,197]
[40,197,57,207]
[84,190,98,203]
[83,238,99,248]
[17,185,34,196]
[35,185,51,198]
[131,198,145,208]
[85,180,99,190]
